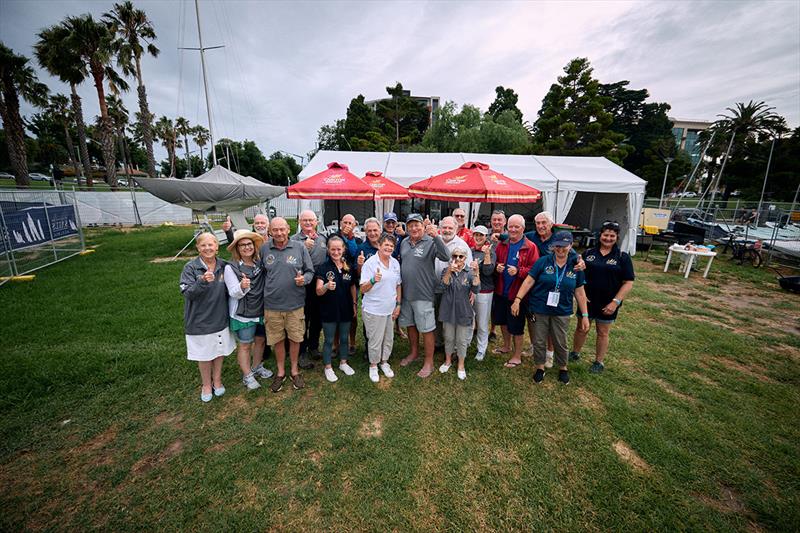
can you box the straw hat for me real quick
[226,229,264,252]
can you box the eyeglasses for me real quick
[452,254,466,259]
[238,242,254,248]
[454,214,465,218]
[601,221,620,230]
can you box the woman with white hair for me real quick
[438,245,480,380]
[179,232,236,402]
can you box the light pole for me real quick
[659,157,675,209]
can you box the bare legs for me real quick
[572,322,611,363]
[198,356,224,395]
[274,339,300,377]
[401,326,435,377]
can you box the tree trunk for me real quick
[168,140,176,177]
[0,82,31,188]
[136,59,157,179]
[71,84,93,188]
[91,64,117,188]
[184,133,191,177]
[62,122,80,180]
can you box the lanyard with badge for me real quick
[547,261,566,307]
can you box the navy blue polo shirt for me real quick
[527,254,586,316]
[502,238,524,298]
[582,245,634,320]
[315,258,355,323]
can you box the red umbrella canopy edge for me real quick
[362,171,409,200]
[287,162,375,199]
[408,161,541,203]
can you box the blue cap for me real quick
[551,230,573,247]
[383,212,398,222]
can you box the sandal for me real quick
[492,347,511,355]
[417,368,433,378]
[504,360,522,368]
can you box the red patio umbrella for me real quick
[408,161,541,203]
[287,162,374,199]
[362,171,409,200]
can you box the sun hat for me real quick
[383,212,398,222]
[472,225,489,235]
[551,230,573,248]
[406,213,424,224]
[227,229,264,252]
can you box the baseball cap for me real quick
[406,213,424,224]
[551,230,573,247]
[472,225,489,235]
[383,212,398,222]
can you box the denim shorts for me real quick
[233,324,257,343]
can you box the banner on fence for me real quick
[1,205,78,251]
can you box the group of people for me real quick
[181,207,634,401]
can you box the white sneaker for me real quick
[339,362,356,376]
[242,372,261,391]
[439,363,451,374]
[380,362,394,378]
[324,367,338,383]
[475,352,485,361]
[369,366,380,383]
[457,369,467,380]
[252,364,273,379]
[545,351,554,369]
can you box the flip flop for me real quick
[417,368,433,378]
[492,347,511,355]
[400,355,417,367]
[504,360,522,368]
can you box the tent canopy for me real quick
[135,165,285,212]
[300,151,646,253]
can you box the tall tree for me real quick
[104,1,159,179]
[65,14,129,187]
[106,94,134,179]
[533,58,628,164]
[46,94,81,176]
[192,125,210,171]
[0,43,49,187]
[487,86,523,123]
[175,116,193,177]
[35,24,93,185]
[154,116,179,177]
[375,82,428,149]
[342,95,388,151]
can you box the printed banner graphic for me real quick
[1,205,78,251]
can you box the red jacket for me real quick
[494,237,539,300]
[457,227,476,249]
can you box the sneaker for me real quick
[252,364,273,379]
[380,362,394,378]
[201,390,213,402]
[457,369,467,381]
[369,366,380,383]
[589,361,605,374]
[298,353,315,370]
[439,363,451,374]
[558,369,570,385]
[534,368,545,384]
[475,352,485,362]
[213,385,226,397]
[339,362,355,376]
[242,372,261,391]
[270,375,286,393]
[291,373,305,390]
[545,352,554,369]
[324,367,338,383]
[569,351,581,362]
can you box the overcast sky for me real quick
[1,0,798,164]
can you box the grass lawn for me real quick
[1,226,798,531]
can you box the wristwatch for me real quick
[613,298,622,306]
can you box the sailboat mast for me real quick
[194,0,217,166]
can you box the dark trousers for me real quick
[302,284,322,353]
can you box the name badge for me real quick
[547,291,560,307]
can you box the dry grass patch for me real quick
[689,372,720,388]
[650,377,697,403]
[205,438,243,453]
[613,440,652,474]
[693,484,765,533]
[709,357,776,384]
[130,439,184,476]
[575,387,605,413]
[358,415,384,438]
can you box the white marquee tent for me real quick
[298,151,646,253]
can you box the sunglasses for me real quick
[454,214,465,218]
[601,221,620,230]
[451,254,466,259]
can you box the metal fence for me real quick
[0,189,86,283]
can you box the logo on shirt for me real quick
[265,254,276,265]
[545,265,555,274]
[342,273,351,281]
[566,271,576,279]
[586,254,596,262]
[607,258,618,265]
[413,246,424,258]
[286,255,298,265]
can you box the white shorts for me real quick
[185,327,236,361]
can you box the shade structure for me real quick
[287,162,374,200]
[408,161,541,203]
[135,165,285,211]
[362,171,409,200]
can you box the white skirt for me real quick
[185,327,236,361]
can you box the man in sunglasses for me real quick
[452,207,476,249]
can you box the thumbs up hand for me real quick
[470,259,479,273]
[294,269,305,286]
[202,269,215,283]
[357,250,365,266]
[374,267,382,283]
[304,237,314,250]
[240,273,250,290]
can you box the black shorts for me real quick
[255,323,266,338]
[492,294,526,336]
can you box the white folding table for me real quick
[664,244,717,279]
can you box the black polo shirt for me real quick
[315,258,355,323]
[581,245,635,320]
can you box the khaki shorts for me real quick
[398,299,436,333]
[265,307,305,344]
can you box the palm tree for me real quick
[106,95,133,179]
[154,116,180,177]
[0,43,49,188]
[175,116,193,177]
[35,24,93,186]
[192,125,210,171]
[47,94,81,177]
[64,14,129,188]
[104,1,159,179]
